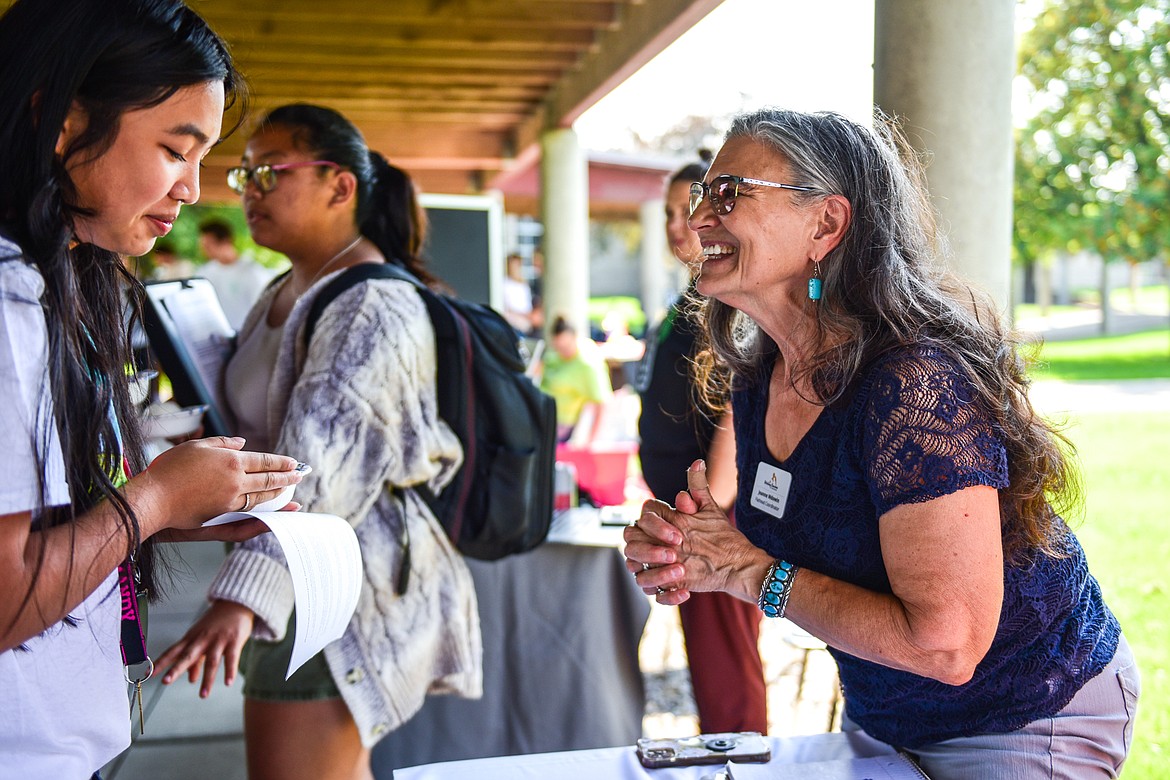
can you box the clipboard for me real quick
[141,277,234,437]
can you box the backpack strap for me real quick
[303,262,422,345]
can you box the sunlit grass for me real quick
[1061,413,1170,777]
[1028,330,1170,381]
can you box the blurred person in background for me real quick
[635,156,767,734]
[541,314,612,445]
[197,217,275,331]
[147,238,196,280]
[501,251,534,335]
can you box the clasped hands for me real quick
[623,459,760,605]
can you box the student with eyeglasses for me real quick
[624,108,1139,776]
[0,2,305,777]
[156,103,481,780]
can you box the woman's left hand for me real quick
[156,599,255,699]
[624,460,772,604]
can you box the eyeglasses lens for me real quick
[226,165,281,194]
[226,167,247,194]
[255,166,278,192]
[712,177,736,215]
[688,182,705,216]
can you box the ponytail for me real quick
[362,150,436,286]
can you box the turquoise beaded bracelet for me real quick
[757,559,799,618]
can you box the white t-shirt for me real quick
[0,248,131,777]
[198,255,276,331]
[501,275,533,332]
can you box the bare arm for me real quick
[0,437,301,651]
[782,486,1003,684]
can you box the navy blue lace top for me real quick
[732,345,1120,748]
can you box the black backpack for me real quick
[305,263,558,564]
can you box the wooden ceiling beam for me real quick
[215,25,598,52]
[0,0,726,197]
[240,83,548,103]
[239,49,581,72]
[242,97,538,118]
[206,124,514,162]
[238,63,563,85]
[196,0,623,29]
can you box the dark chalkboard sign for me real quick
[420,193,504,308]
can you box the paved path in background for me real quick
[1016,308,1168,342]
[1030,378,1170,415]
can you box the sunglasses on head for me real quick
[689,174,816,216]
[226,160,341,194]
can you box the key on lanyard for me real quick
[125,658,154,735]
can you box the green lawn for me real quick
[1062,413,1169,776]
[1027,329,1167,775]
[1028,330,1170,381]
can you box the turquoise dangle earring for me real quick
[807,259,823,301]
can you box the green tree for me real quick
[1014,0,1170,329]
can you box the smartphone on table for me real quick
[636,732,771,768]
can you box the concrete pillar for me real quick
[539,128,590,337]
[873,0,1016,310]
[639,198,669,326]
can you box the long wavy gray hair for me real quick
[692,107,1080,560]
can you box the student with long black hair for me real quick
[158,104,482,780]
[0,1,304,776]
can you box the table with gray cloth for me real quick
[371,516,650,776]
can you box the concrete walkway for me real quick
[1030,377,1170,415]
[1016,307,1168,343]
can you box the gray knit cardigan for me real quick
[208,269,483,746]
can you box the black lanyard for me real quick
[116,558,148,666]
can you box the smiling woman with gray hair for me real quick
[624,107,1139,777]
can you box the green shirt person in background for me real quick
[541,315,612,444]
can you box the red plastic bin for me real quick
[555,441,637,507]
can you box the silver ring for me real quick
[641,563,650,572]
[655,587,666,595]
[240,493,252,512]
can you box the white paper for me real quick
[203,511,363,678]
[727,753,927,780]
[546,507,627,548]
[159,284,234,417]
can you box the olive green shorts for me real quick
[240,612,340,701]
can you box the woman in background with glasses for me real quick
[624,108,1138,776]
[0,2,305,777]
[635,155,768,735]
[157,103,481,780]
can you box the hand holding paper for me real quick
[199,510,363,679]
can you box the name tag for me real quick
[750,462,792,519]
